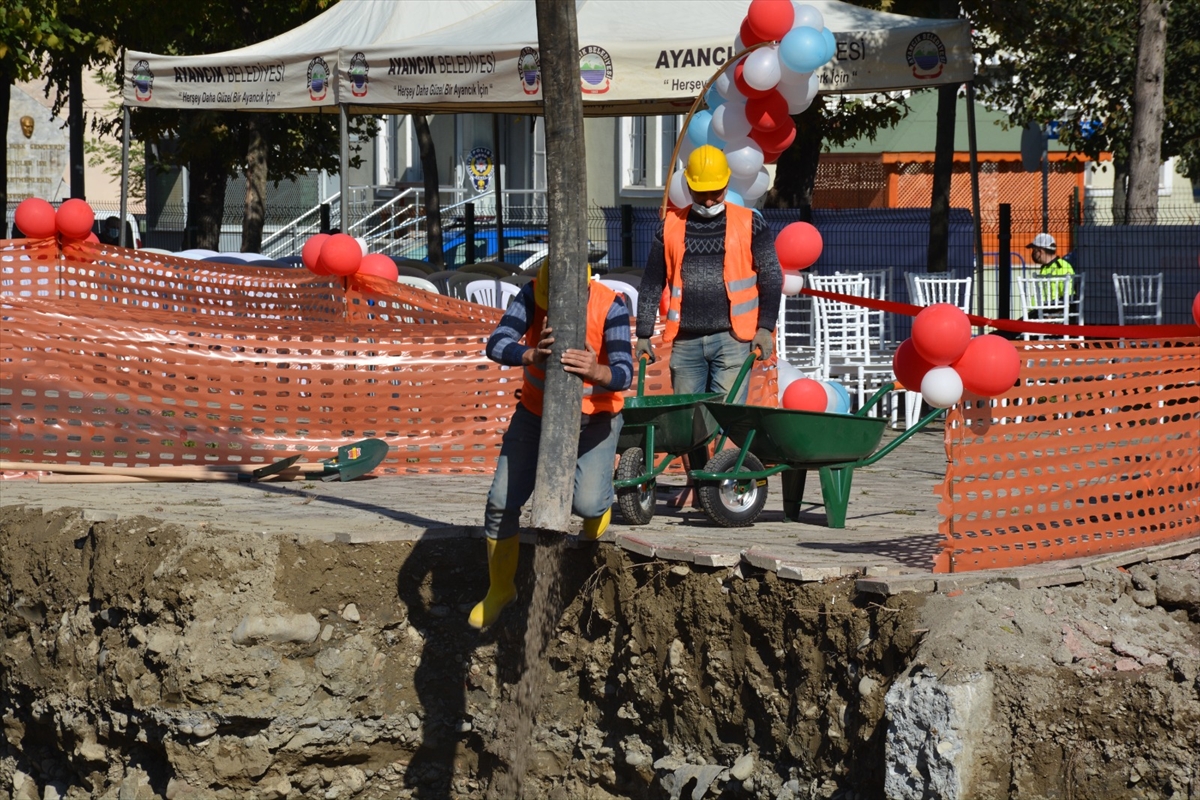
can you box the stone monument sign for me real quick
[7,86,69,202]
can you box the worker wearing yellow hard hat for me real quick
[468,257,632,630]
[634,144,783,506]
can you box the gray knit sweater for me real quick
[636,208,783,340]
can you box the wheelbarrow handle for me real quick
[636,353,649,397]
[854,381,897,417]
[725,351,759,403]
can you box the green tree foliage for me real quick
[963,0,1198,182]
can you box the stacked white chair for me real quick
[465,279,521,311]
[1014,274,1073,340]
[807,273,895,416]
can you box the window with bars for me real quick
[621,115,684,194]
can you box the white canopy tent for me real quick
[123,0,973,115]
[117,0,978,252]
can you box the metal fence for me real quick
[5,196,1198,328]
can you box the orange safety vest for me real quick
[520,280,625,417]
[660,204,759,343]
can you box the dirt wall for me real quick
[1,507,1197,800]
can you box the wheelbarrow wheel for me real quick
[698,448,768,528]
[615,447,656,525]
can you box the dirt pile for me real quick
[1,505,1197,799]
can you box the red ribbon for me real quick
[799,287,1200,339]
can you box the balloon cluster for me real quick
[14,197,100,244]
[893,304,1022,409]
[668,0,836,210]
[301,233,398,281]
[777,358,851,413]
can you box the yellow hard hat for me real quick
[534,259,591,311]
[684,144,731,192]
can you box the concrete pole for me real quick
[529,0,589,533]
[120,107,130,248]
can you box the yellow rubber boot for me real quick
[468,536,519,629]
[581,507,612,540]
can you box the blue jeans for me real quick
[484,404,623,540]
[669,331,751,404]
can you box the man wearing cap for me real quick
[635,144,782,502]
[1028,233,1074,278]
[468,261,633,629]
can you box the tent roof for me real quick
[124,0,973,115]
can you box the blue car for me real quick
[399,227,548,268]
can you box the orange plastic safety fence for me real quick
[1,239,775,474]
[936,339,1200,572]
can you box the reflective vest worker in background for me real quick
[635,144,782,505]
[1027,232,1075,300]
[469,261,633,629]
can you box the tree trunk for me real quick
[529,0,589,533]
[762,103,824,215]
[1126,0,1168,225]
[927,84,957,273]
[1111,159,1129,224]
[187,150,228,250]
[1,75,10,220]
[412,114,444,268]
[241,116,269,253]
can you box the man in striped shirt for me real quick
[469,264,633,629]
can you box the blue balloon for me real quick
[827,380,852,414]
[724,189,745,207]
[822,28,838,64]
[705,85,726,111]
[688,110,713,147]
[705,124,726,150]
[779,26,828,74]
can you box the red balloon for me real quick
[85,232,100,244]
[56,198,94,239]
[911,303,971,366]
[357,253,399,280]
[14,198,58,239]
[750,117,797,152]
[1192,290,1200,328]
[774,221,823,271]
[892,338,935,392]
[762,147,786,165]
[302,234,331,274]
[317,233,362,277]
[745,90,790,132]
[951,334,1021,397]
[733,61,773,99]
[746,0,795,42]
[782,377,827,412]
[739,17,768,47]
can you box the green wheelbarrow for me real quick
[690,382,942,528]
[612,353,757,525]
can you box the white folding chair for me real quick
[1113,273,1163,326]
[1067,273,1086,326]
[907,273,973,314]
[808,274,895,416]
[1014,274,1072,340]
[835,267,894,348]
[595,278,638,315]
[465,279,521,310]
[395,275,440,294]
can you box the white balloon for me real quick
[668,169,691,209]
[781,271,806,296]
[777,73,817,113]
[778,65,811,87]
[711,102,751,142]
[743,46,782,92]
[675,133,697,165]
[356,236,369,256]
[715,69,736,100]
[724,138,765,179]
[921,366,964,409]
[776,358,806,402]
[744,167,772,200]
[792,3,824,32]
[821,380,839,413]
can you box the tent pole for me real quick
[119,106,130,248]
[965,81,985,322]
[493,114,505,263]
[339,104,349,231]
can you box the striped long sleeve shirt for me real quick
[486,282,633,396]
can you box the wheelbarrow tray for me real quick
[617,391,723,454]
[703,402,886,467]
